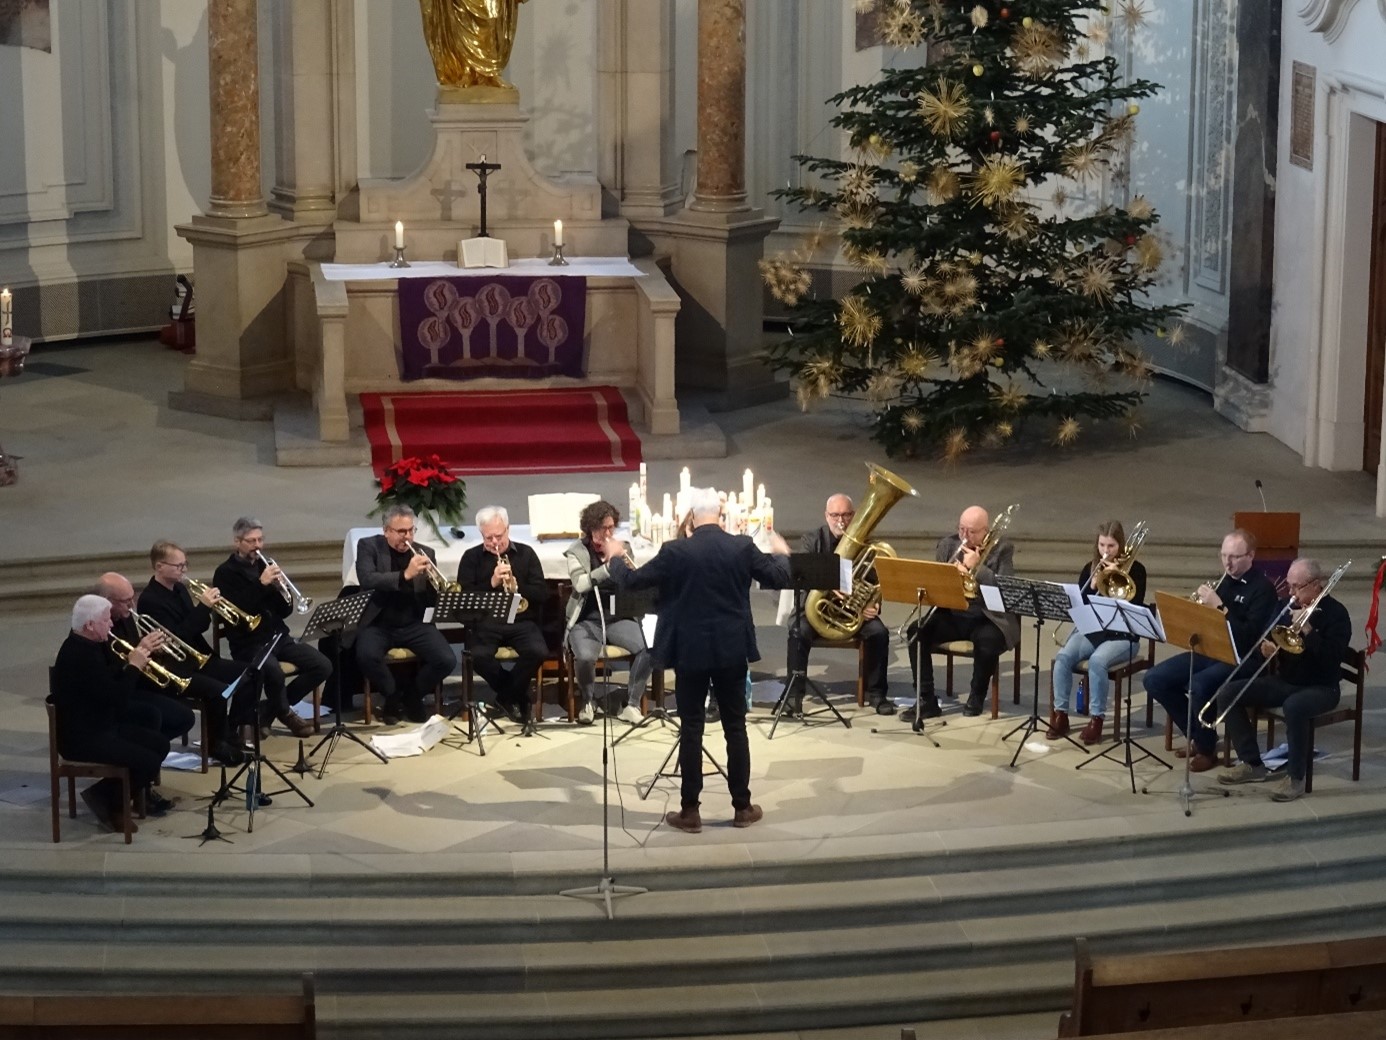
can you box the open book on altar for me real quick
[458,236,509,270]
[528,492,600,540]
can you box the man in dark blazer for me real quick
[902,505,1020,720]
[353,505,457,724]
[605,487,792,833]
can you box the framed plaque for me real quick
[1290,61,1316,171]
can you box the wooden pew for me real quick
[1059,935,1386,1036]
[1072,1008,1386,1040]
[0,973,315,1039]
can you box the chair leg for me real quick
[313,683,323,735]
[1163,715,1173,752]
[945,656,955,698]
[200,711,209,774]
[50,771,61,844]
[119,772,133,845]
[362,682,374,726]
[1011,646,1021,705]
[990,672,999,720]
[67,776,77,819]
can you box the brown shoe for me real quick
[1045,710,1070,740]
[277,712,314,739]
[1174,744,1190,759]
[732,804,764,828]
[1080,716,1104,745]
[664,807,702,833]
[1188,752,1218,773]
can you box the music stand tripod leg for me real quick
[1076,687,1171,792]
[907,633,941,747]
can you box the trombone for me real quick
[185,576,262,631]
[132,611,209,668]
[1093,520,1149,600]
[961,502,1019,598]
[110,635,191,692]
[255,549,313,614]
[405,541,460,594]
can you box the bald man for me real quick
[902,506,1020,720]
[785,493,894,716]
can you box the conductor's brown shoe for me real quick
[665,807,702,834]
[732,804,764,828]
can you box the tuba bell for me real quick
[806,463,918,641]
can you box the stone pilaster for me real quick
[690,0,747,213]
[207,0,267,220]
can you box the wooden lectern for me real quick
[1233,510,1299,588]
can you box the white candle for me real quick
[394,221,404,250]
[662,493,672,523]
[742,468,754,505]
[639,462,647,504]
[0,287,10,347]
[629,483,640,534]
[757,483,766,509]
[553,219,564,247]
[680,466,691,493]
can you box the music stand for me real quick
[767,552,851,739]
[612,588,686,748]
[1071,596,1170,791]
[874,557,968,745]
[995,575,1077,767]
[1140,591,1239,816]
[303,592,389,776]
[435,589,519,752]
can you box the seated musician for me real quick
[563,500,652,725]
[1142,528,1277,772]
[1215,557,1350,801]
[96,571,252,768]
[353,505,458,725]
[51,595,171,831]
[1047,521,1147,745]
[785,493,894,717]
[212,517,330,739]
[457,505,548,726]
[902,505,1020,720]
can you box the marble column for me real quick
[690,0,748,213]
[207,0,267,220]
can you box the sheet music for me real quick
[840,557,853,595]
[980,584,1005,612]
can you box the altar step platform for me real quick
[4,800,1386,1039]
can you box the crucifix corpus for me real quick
[464,154,502,238]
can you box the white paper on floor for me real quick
[1260,742,1324,771]
[0,785,49,807]
[369,715,450,758]
[292,698,332,720]
[162,750,206,772]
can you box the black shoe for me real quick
[212,741,246,766]
[900,698,941,723]
[403,699,428,724]
[781,699,804,719]
[874,700,897,716]
[382,698,404,726]
[962,695,985,717]
[498,696,525,725]
[145,789,177,816]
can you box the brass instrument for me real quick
[495,551,529,614]
[255,549,313,615]
[1093,520,1149,601]
[132,611,210,668]
[109,635,190,692]
[405,540,460,594]
[961,503,1019,598]
[1189,570,1230,603]
[807,462,919,641]
[185,577,262,631]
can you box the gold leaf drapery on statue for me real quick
[419,0,526,90]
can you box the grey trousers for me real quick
[566,617,653,707]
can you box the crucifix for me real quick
[464,153,502,238]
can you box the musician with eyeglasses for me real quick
[1047,521,1147,746]
[785,493,894,717]
[1214,558,1350,802]
[1142,528,1277,773]
[457,505,548,726]
[563,500,652,726]
[95,571,253,770]
[212,517,330,739]
[353,504,458,725]
[901,505,1020,721]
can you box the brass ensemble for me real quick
[109,635,191,692]
[1093,520,1149,601]
[405,540,461,594]
[494,551,529,614]
[132,611,209,668]
[255,549,313,615]
[185,577,262,631]
[806,462,919,641]
[961,503,1019,598]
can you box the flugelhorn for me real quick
[185,577,262,631]
[132,611,209,668]
[255,549,312,614]
[110,635,191,692]
[405,541,460,594]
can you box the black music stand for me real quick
[1072,596,1170,791]
[767,552,851,739]
[1140,591,1240,816]
[610,587,679,748]
[436,589,519,753]
[874,557,968,746]
[304,592,389,776]
[996,575,1076,768]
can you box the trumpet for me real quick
[132,611,209,668]
[494,551,529,614]
[1189,570,1230,603]
[405,541,460,594]
[110,635,190,692]
[185,577,262,631]
[256,550,313,614]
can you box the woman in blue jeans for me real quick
[1047,521,1146,745]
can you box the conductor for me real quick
[604,487,792,833]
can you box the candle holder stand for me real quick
[388,247,411,269]
[548,244,569,267]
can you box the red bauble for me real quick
[989,130,1002,143]
[1125,234,1137,245]
[1000,6,1010,17]
[994,337,1005,346]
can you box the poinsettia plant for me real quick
[369,454,467,540]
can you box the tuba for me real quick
[1093,520,1149,601]
[806,463,918,641]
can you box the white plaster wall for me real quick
[1272,4,1386,460]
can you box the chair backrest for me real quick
[1339,645,1366,714]
[44,700,60,773]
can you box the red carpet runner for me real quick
[361,386,642,478]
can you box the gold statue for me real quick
[419,0,527,92]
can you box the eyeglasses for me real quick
[597,522,617,532]
[827,512,855,521]
[1288,579,1319,592]
[387,526,415,536]
[159,560,189,571]
[1220,552,1250,561]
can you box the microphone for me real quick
[1255,479,1267,512]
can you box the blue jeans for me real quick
[1052,632,1137,718]
[1143,652,1251,755]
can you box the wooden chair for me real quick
[566,644,667,718]
[938,640,1022,719]
[1259,645,1366,792]
[1068,637,1156,740]
[362,648,445,725]
[809,634,869,706]
[46,702,142,845]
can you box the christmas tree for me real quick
[763,0,1189,460]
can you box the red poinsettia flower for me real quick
[379,472,395,493]
[407,469,432,487]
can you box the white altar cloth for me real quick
[319,257,645,282]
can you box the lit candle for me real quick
[639,461,647,504]
[394,221,404,250]
[742,469,754,505]
[680,466,691,493]
[757,483,766,509]
[0,287,10,347]
[662,492,672,522]
[553,219,564,247]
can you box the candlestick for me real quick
[548,242,569,267]
[553,219,564,247]
[388,245,411,269]
[394,221,404,249]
